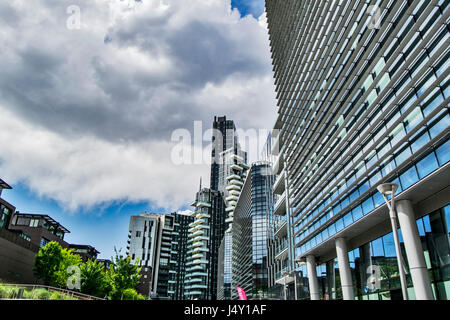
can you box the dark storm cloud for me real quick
[0,1,271,143]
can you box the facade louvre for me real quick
[266,0,449,300]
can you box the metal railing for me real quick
[0,283,105,300]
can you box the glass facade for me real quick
[231,163,273,299]
[266,0,449,299]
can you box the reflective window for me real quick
[416,153,439,179]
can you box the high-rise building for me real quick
[260,131,289,299]
[231,162,274,300]
[184,188,226,300]
[210,116,242,191]
[266,0,449,300]
[127,212,193,299]
[211,116,249,300]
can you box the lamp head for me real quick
[377,183,398,195]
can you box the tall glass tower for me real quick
[231,162,274,299]
[266,0,449,300]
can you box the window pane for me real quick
[429,114,450,139]
[416,152,439,179]
[382,233,396,257]
[399,167,419,190]
[371,238,385,257]
[436,139,450,166]
[343,212,354,227]
[336,218,344,232]
[362,198,375,215]
[411,130,431,154]
[352,205,363,221]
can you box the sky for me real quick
[0,0,274,259]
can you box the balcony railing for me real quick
[275,240,288,256]
[274,192,286,216]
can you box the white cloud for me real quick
[0,0,276,212]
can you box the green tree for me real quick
[80,259,110,298]
[54,248,82,288]
[33,241,64,286]
[107,248,142,300]
[33,242,82,288]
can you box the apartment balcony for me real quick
[192,253,205,259]
[187,277,203,284]
[273,170,286,195]
[192,246,208,253]
[231,154,244,162]
[274,219,287,237]
[187,265,205,272]
[191,284,208,290]
[272,153,285,176]
[275,268,294,285]
[194,218,206,225]
[225,217,233,224]
[193,259,208,265]
[188,227,196,233]
[193,229,204,237]
[225,206,235,212]
[226,174,241,181]
[194,235,209,242]
[226,184,241,191]
[196,212,210,219]
[192,241,205,248]
[190,200,197,207]
[273,192,286,216]
[188,233,195,239]
[228,189,240,197]
[230,179,243,186]
[227,200,237,207]
[225,195,239,202]
[275,241,288,260]
[230,164,243,171]
[189,222,196,228]
[191,272,208,277]
[271,131,281,156]
[197,201,211,208]
[186,290,203,296]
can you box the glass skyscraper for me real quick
[231,162,274,299]
[266,0,449,300]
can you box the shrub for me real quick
[35,288,51,300]
[49,291,62,300]
[22,289,35,299]
[0,287,19,299]
[0,287,7,298]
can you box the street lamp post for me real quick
[377,183,409,300]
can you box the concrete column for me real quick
[306,255,320,300]
[396,199,434,300]
[335,237,355,300]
